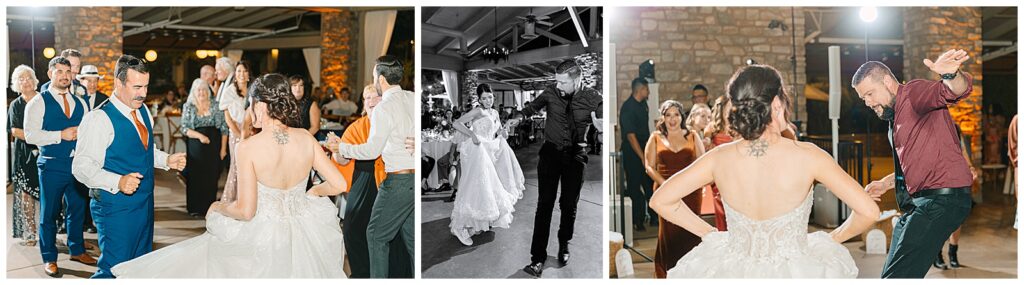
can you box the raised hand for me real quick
[923,49,969,76]
[167,153,187,170]
[119,173,144,195]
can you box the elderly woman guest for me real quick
[181,79,229,216]
[8,65,42,246]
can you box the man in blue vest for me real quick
[24,56,98,277]
[72,54,187,278]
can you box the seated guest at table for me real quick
[322,87,358,122]
[181,79,228,216]
[290,75,321,135]
[160,90,181,113]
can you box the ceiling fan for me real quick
[517,8,553,40]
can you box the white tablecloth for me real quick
[423,140,453,188]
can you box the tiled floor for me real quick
[420,141,604,278]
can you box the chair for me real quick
[166,116,186,152]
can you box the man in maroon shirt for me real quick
[853,49,974,278]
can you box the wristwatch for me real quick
[941,71,958,80]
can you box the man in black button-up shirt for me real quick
[520,59,602,277]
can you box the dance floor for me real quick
[6,169,209,278]
[620,156,1018,279]
[420,141,604,278]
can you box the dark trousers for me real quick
[422,156,435,181]
[185,127,223,214]
[38,159,88,263]
[346,162,413,278]
[367,173,415,278]
[529,142,586,263]
[882,191,972,278]
[622,153,653,225]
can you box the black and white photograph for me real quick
[419,6,605,278]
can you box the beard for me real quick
[876,92,896,121]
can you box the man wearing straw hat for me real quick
[76,65,110,112]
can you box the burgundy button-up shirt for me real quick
[892,73,974,195]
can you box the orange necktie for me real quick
[60,93,71,118]
[131,110,149,149]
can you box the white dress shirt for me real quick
[72,93,171,194]
[336,86,414,172]
[24,85,81,147]
[78,92,102,111]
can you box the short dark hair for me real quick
[555,59,581,78]
[851,61,896,87]
[692,84,708,93]
[476,83,492,96]
[114,54,150,83]
[374,55,403,85]
[631,77,648,94]
[60,49,82,58]
[288,75,304,84]
[48,56,71,71]
[341,87,350,94]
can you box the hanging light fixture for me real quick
[43,47,56,59]
[480,7,510,64]
[145,50,158,62]
[196,50,208,59]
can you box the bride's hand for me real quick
[405,137,415,154]
[472,135,481,145]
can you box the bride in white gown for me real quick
[650,65,880,278]
[448,84,526,246]
[112,74,349,278]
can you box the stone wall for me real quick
[611,7,807,125]
[902,7,983,166]
[54,7,123,95]
[321,9,358,97]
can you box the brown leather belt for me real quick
[388,169,415,175]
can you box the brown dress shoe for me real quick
[70,254,98,266]
[43,262,59,277]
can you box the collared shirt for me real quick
[521,85,603,149]
[336,86,414,172]
[72,93,170,194]
[78,91,106,111]
[24,84,81,146]
[892,74,975,194]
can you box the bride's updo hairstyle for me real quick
[725,64,791,141]
[249,73,302,128]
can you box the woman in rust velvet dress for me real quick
[644,100,706,278]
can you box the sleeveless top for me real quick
[654,131,698,180]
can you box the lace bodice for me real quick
[718,192,815,261]
[254,181,325,220]
[470,109,500,139]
